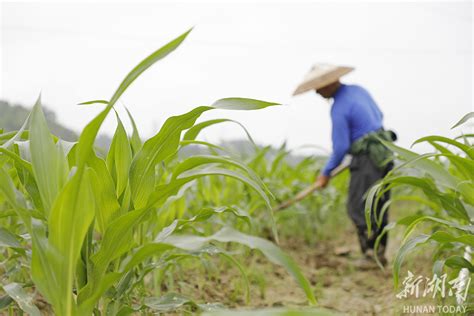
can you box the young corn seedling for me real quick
[0,29,317,315]
[365,112,473,308]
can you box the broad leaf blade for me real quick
[3,283,41,316]
[212,98,279,110]
[130,106,211,208]
[76,28,193,171]
[107,114,132,197]
[30,96,68,214]
[451,112,474,129]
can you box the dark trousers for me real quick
[347,154,392,254]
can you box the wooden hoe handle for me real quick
[273,162,350,212]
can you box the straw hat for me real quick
[293,64,354,96]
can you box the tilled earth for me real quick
[175,225,436,315]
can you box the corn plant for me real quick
[264,147,348,242]
[175,136,348,244]
[0,29,318,315]
[365,112,473,309]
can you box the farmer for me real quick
[293,64,396,267]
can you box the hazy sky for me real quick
[1,1,472,154]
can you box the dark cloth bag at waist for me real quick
[349,128,397,170]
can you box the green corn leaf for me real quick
[0,148,33,175]
[144,293,196,313]
[392,195,442,213]
[451,112,474,129]
[0,167,36,232]
[131,97,279,208]
[373,222,396,269]
[172,154,272,197]
[124,107,142,154]
[3,146,46,213]
[120,243,175,273]
[30,96,68,214]
[211,97,279,110]
[173,167,271,209]
[444,255,474,272]
[180,206,252,228]
[179,140,227,153]
[0,167,17,208]
[270,150,290,175]
[394,230,474,287]
[109,28,193,107]
[135,245,250,304]
[370,175,470,224]
[0,130,29,145]
[424,141,455,158]
[144,293,223,313]
[0,295,14,309]
[364,182,383,236]
[183,118,255,144]
[84,204,254,304]
[107,114,132,197]
[248,146,271,172]
[88,153,121,233]
[0,29,293,316]
[130,106,212,208]
[455,133,474,141]
[148,164,277,241]
[78,208,149,305]
[148,167,271,209]
[3,283,41,316]
[76,28,193,172]
[412,135,474,159]
[429,231,474,247]
[46,168,96,315]
[433,259,446,276]
[78,211,175,312]
[78,99,109,105]
[0,227,22,248]
[393,234,431,287]
[380,140,460,189]
[75,108,111,170]
[115,306,138,316]
[219,253,251,304]
[155,206,252,243]
[31,219,61,308]
[438,154,474,183]
[154,229,252,302]
[402,216,474,244]
[1,113,30,149]
[77,273,122,315]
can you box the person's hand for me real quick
[314,174,330,189]
[291,174,330,204]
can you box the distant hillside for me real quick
[0,100,77,141]
[0,100,111,148]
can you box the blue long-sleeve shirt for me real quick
[322,84,384,176]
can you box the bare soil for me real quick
[175,225,437,315]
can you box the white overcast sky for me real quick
[1,1,472,153]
